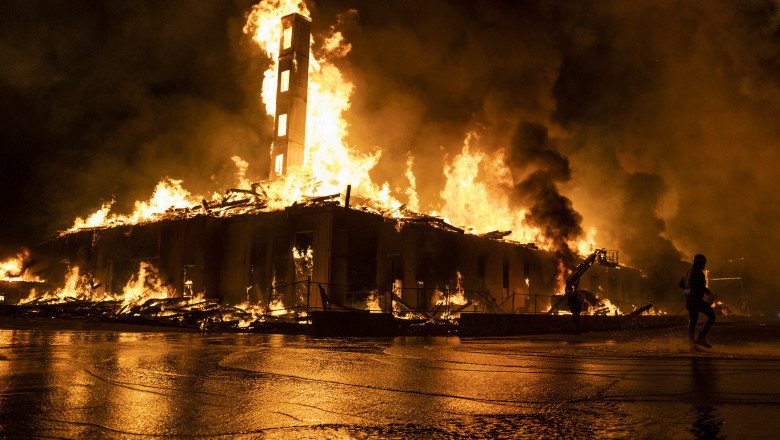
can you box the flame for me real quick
[67,178,201,233]
[713,300,732,316]
[0,249,41,282]
[243,0,310,116]
[576,227,598,258]
[18,265,94,304]
[243,0,403,210]
[364,290,382,313]
[433,272,471,319]
[120,262,172,305]
[15,261,291,329]
[404,153,420,212]
[292,245,313,306]
[438,136,541,241]
[598,298,623,315]
[231,155,252,190]
[131,179,200,222]
[71,201,114,231]
[554,260,567,295]
[65,1,598,257]
[235,299,266,327]
[267,297,287,316]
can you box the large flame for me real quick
[245,1,394,208]
[0,249,41,282]
[68,178,201,233]
[243,0,310,116]
[438,135,540,241]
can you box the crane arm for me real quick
[565,249,616,295]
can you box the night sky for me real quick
[2,0,779,312]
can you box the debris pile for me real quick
[0,293,307,332]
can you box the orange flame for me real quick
[0,249,41,282]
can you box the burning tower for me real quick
[270,13,311,178]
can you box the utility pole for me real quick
[734,257,748,315]
[710,257,748,315]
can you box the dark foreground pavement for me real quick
[0,322,778,439]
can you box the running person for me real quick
[679,254,716,348]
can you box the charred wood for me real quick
[478,231,512,240]
[630,303,653,316]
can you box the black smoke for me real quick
[509,122,583,270]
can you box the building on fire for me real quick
[34,13,648,317]
[44,201,645,315]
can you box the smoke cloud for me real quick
[508,121,583,269]
[0,0,270,248]
[323,0,780,310]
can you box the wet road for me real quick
[0,324,779,439]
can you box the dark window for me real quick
[502,260,509,289]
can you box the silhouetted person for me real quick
[679,254,715,348]
[566,290,583,334]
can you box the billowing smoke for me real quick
[508,122,583,269]
[0,0,270,254]
[327,0,780,311]
[619,172,685,305]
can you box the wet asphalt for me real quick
[0,323,778,439]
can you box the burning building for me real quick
[45,190,644,317]
[18,9,655,332]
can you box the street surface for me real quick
[0,323,778,439]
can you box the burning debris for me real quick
[1,262,302,332]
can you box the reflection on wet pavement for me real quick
[0,325,778,438]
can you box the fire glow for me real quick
[66,0,592,254]
[0,250,41,282]
[36,0,608,317]
[14,262,266,330]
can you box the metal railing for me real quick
[257,278,495,317]
[256,279,640,316]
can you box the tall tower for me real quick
[270,13,311,178]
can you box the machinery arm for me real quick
[565,249,617,295]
